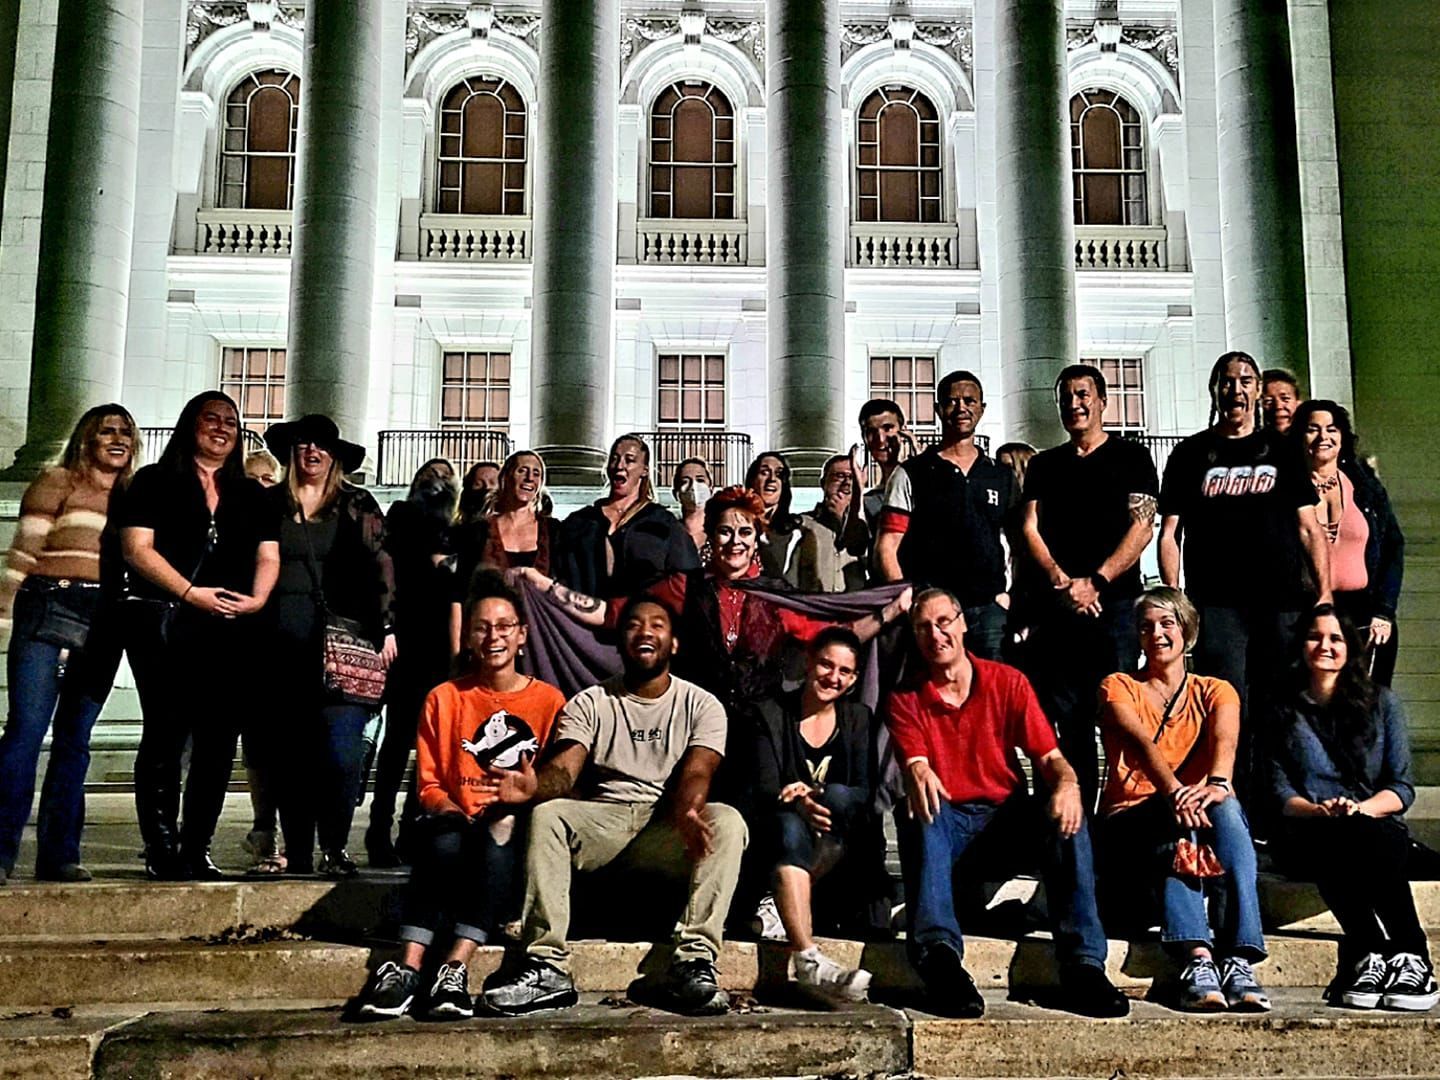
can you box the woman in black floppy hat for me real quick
[261,415,396,878]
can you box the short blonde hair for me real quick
[1134,586,1199,651]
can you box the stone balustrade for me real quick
[420,214,532,261]
[637,220,748,265]
[849,222,962,269]
[196,208,293,256]
[1073,225,1169,270]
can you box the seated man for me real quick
[481,598,748,1017]
[888,588,1129,1019]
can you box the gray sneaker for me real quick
[1178,956,1227,1011]
[794,948,872,1002]
[481,960,578,1016]
[1220,957,1271,1012]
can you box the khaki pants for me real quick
[521,798,748,971]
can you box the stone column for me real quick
[7,0,143,474]
[766,0,845,484]
[529,0,619,487]
[992,0,1075,450]
[1212,0,1309,381]
[284,0,383,446]
[0,0,19,226]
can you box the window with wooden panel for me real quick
[220,70,300,210]
[437,76,527,215]
[440,350,511,430]
[1070,89,1147,225]
[219,347,286,435]
[649,82,736,219]
[868,355,938,432]
[656,352,726,428]
[1093,357,1147,433]
[856,86,942,223]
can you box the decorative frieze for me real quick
[186,1,303,56]
[405,3,539,57]
[619,13,764,70]
[841,18,971,75]
[1067,20,1180,79]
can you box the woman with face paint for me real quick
[512,487,911,800]
[555,434,700,599]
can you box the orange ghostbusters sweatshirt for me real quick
[415,674,566,818]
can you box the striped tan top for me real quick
[0,467,113,633]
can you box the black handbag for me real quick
[120,514,213,645]
[26,579,102,650]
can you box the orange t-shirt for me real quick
[1097,672,1240,817]
[415,674,566,818]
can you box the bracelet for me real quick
[1207,776,1231,790]
[181,584,193,601]
[1090,570,1110,590]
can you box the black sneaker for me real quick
[426,961,474,1020]
[1381,952,1440,1012]
[365,826,402,870]
[1340,952,1388,1009]
[181,851,225,881]
[319,849,359,879]
[357,961,420,1019]
[917,943,985,1018]
[1060,963,1130,1018]
[654,958,729,1016]
[481,960,578,1015]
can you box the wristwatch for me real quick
[1090,570,1110,590]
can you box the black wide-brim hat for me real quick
[264,414,367,474]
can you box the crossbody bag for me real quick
[297,503,387,708]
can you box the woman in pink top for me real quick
[1294,401,1404,685]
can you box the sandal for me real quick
[247,853,288,876]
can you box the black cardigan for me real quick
[750,689,874,803]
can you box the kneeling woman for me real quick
[356,571,565,1020]
[1098,587,1269,1012]
[751,627,875,1001]
[1269,604,1437,1011]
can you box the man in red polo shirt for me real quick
[888,588,1128,1019]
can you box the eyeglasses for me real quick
[472,620,521,638]
[916,615,960,634]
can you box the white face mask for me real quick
[677,479,712,511]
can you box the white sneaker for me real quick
[793,947,872,1002]
[752,894,787,943]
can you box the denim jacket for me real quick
[1269,687,1415,812]
[1344,460,1404,619]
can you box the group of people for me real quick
[0,348,1429,1025]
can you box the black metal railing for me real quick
[637,430,753,489]
[137,426,264,464]
[375,428,513,487]
[861,431,991,489]
[1129,433,1185,478]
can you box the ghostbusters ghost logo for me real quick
[459,710,539,770]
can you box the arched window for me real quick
[1070,89,1146,225]
[649,81,735,219]
[856,86,942,223]
[220,69,300,210]
[437,76,527,216]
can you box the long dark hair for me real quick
[1291,399,1359,469]
[1291,603,1379,789]
[157,391,248,487]
[1206,350,1264,430]
[745,450,800,532]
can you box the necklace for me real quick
[716,581,746,651]
[1312,472,1340,494]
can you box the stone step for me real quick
[5,991,1439,1080]
[6,873,1440,946]
[0,928,1398,1009]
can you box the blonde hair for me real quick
[285,445,345,512]
[1134,586,1199,652]
[62,404,138,482]
[609,434,655,503]
[490,450,551,516]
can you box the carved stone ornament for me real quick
[404,3,540,58]
[1067,19,1180,79]
[619,15,764,70]
[841,19,971,74]
[186,0,303,55]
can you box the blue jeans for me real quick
[0,590,111,873]
[277,702,371,859]
[1160,797,1266,959]
[773,782,869,873]
[400,812,528,945]
[963,602,1007,661]
[901,795,1108,969]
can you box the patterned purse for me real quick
[298,504,387,708]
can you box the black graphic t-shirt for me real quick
[801,727,838,786]
[1159,427,1317,606]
